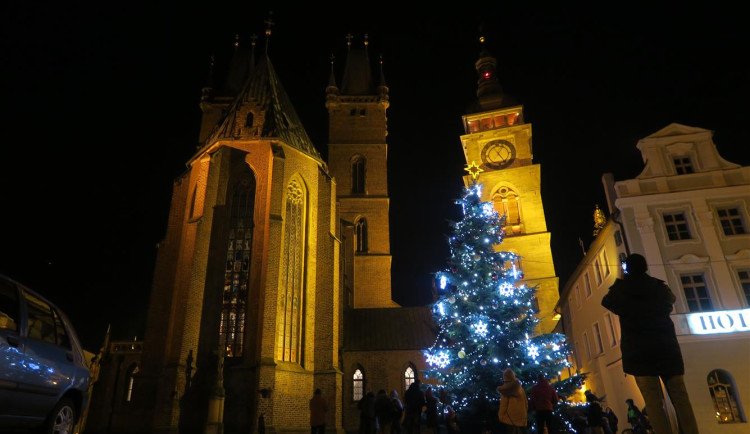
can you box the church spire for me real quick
[377,54,389,107]
[263,11,274,54]
[474,34,505,110]
[326,53,340,109]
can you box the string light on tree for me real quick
[423,165,585,423]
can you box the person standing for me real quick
[625,399,642,430]
[309,388,328,434]
[603,406,619,434]
[390,390,404,434]
[424,387,440,434]
[496,368,528,434]
[586,399,605,434]
[359,391,377,434]
[602,254,700,434]
[528,374,559,434]
[375,389,395,434]
[404,380,426,434]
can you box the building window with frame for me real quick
[601,249,611,277]
[493,186,522,235]
[404,365,416,392]
[573,341,582,369]
[276,178,307,364]
[593,322,605,355]
[221,174,255,358]
[594,259,603,286]
[584,273,592,298]
[673,156,694,174]
[351,156,366,194]
[681,273,713,312]
[355,218,368,253]
[707,369,746,423]
[582,331,592,361]
[604,313,618,347]
[663,212,692,241]
[738,270,750,306]
[353,368,364,401]
[717,207,747,236]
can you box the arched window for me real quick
[245,112,254,127]
[124,363,139,402]
[220,172,255,358]
[351,156,366,194]
[355,218,368,252]
[493,186,521,234]
[708,369,746,423]
[277,177,307,364]
[353,367,365,401]
[404,365,417,392]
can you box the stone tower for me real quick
[458,36,560,334]
[325,34,398,309]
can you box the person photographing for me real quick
[602,253,699,434]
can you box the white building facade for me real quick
[557,217,640,426]
[611,123,750,433]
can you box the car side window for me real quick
[23,291,57,344]
[0,279,20,332]
[53,309,71,349]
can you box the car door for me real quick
[0,277,25,419]
[15,289,73,418]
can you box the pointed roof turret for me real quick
[222,34,251,95]
[263,11,274,54]
[326,53,340,109]
[377,54,389,107]
[200,55,215,103]
[341,34,375,96]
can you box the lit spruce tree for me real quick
[424,167,584,429]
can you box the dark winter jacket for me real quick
[529,375,559,412]
[601,273,684,376]
[375,390,395,424]
[404,382,426,416]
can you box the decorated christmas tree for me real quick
[423,172,584,431]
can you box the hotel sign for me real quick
[687,308,750,335]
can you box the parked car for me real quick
[0,273,90,434]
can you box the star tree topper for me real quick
[465,160,484,180]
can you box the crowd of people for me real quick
[307,254,701,434]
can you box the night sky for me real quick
[3,3,749,351]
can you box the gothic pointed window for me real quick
[124,363,140,402]
[707,369,746,423]
[277,177,307,363]
[493,186,521,235]
[404,365,417,392]
[353,367,365,401]
[352,156,366,194]
[220,173,255,358]
[355,218,368,253]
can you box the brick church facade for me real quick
[85,29,559,434]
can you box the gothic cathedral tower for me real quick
[326,35,398,309]
[460,36,559,334]
[129,30,342,434]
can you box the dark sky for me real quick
[3,2,749,351]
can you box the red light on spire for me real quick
[483,71,491,79]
